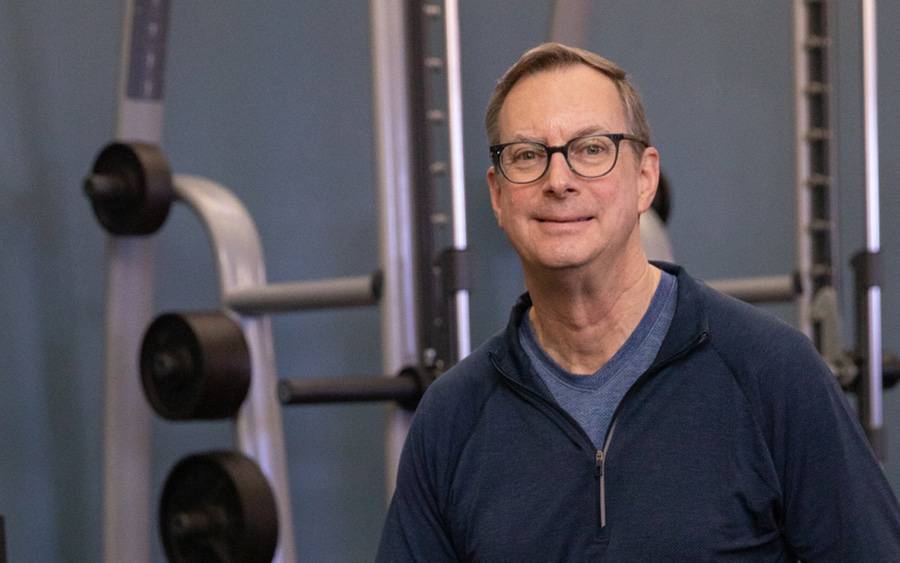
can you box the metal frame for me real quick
[707,275,797,304]
[858,0,884,457]
[172,175,297,563]
[375,0,472,489]
[550,0,592,46]
[405,0,471,372]
[103,2,169,561]
[226,273,380,314]
[370,0,421,494]
[99,0,471,555]
[443,0,472,362]
[793,0,842,339]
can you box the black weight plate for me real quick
[86,142,173,235]
[160,451,279,563]
[140,312,250,420]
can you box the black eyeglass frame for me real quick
[489,133,648,184]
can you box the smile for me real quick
[536,216,593,223]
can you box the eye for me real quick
[573,137,610,157]
[512,146,543,162]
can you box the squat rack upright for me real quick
[94,1,470,562]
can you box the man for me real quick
[377,43,900,561]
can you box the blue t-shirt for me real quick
[519,271,677,448]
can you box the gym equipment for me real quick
[550,0,591,47]
[640,209,674,263]
[404,0,471,375]
[100,2,171,561]
[854,0,885,457]
[278,367,434,411]
[139,305,435,414]
[794,0,841,336]
[376,0,472,492]
[83,142,173,236]
[89,2,472,559]
[707,275,799,305]
[91,2,297,558]
[160,451,278,563]
[703,0,892,458]
[140,312,250,420]
[811,287,858,387]
[226,272,381,315]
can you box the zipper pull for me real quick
[596,449,607,528]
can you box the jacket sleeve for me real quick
[376,390,459,562]
[765,332,900,561]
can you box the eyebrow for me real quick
[508,124,615,144]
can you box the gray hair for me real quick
[484,43,652,151]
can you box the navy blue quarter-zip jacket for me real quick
[377,264,900,562]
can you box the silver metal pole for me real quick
[861,0,883,454]
[172,175,297,563]
[792,0,814,338]
[103,2,169,561]
[442,0,471,359]
[226,273,380,314]
[707,275,796,304]
[549,0,593,46]
[370,0,420,495]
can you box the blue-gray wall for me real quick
[1,2,897,561]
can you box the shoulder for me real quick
[409,331,505,446]
[417,332,504,416]
[694,280,825,382]
[689,279,852,449]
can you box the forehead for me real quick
[497,64,625,142]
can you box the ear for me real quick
[635,146,660,214]
[487,165,505,228]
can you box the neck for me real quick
[524,248,661,375]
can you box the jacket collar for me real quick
[487,262,709,390]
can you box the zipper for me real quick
[587,331,707,529]
[595,419,618,528]
[595,450,606,528]
[489,329,707,531]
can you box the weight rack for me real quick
[93,1,471,561]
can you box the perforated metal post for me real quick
[793,0,841,340]
[406,1,471,372]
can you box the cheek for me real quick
[597,190,639,226]
[499,194,528,225]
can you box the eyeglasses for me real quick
[489,133,648,184]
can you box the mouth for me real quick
[535,215,593,224]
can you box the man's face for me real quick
[487,65,659,275]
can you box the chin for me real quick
[528,250,600,272]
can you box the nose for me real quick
[543,152,576,196]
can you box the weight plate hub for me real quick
[160,451,279,563]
